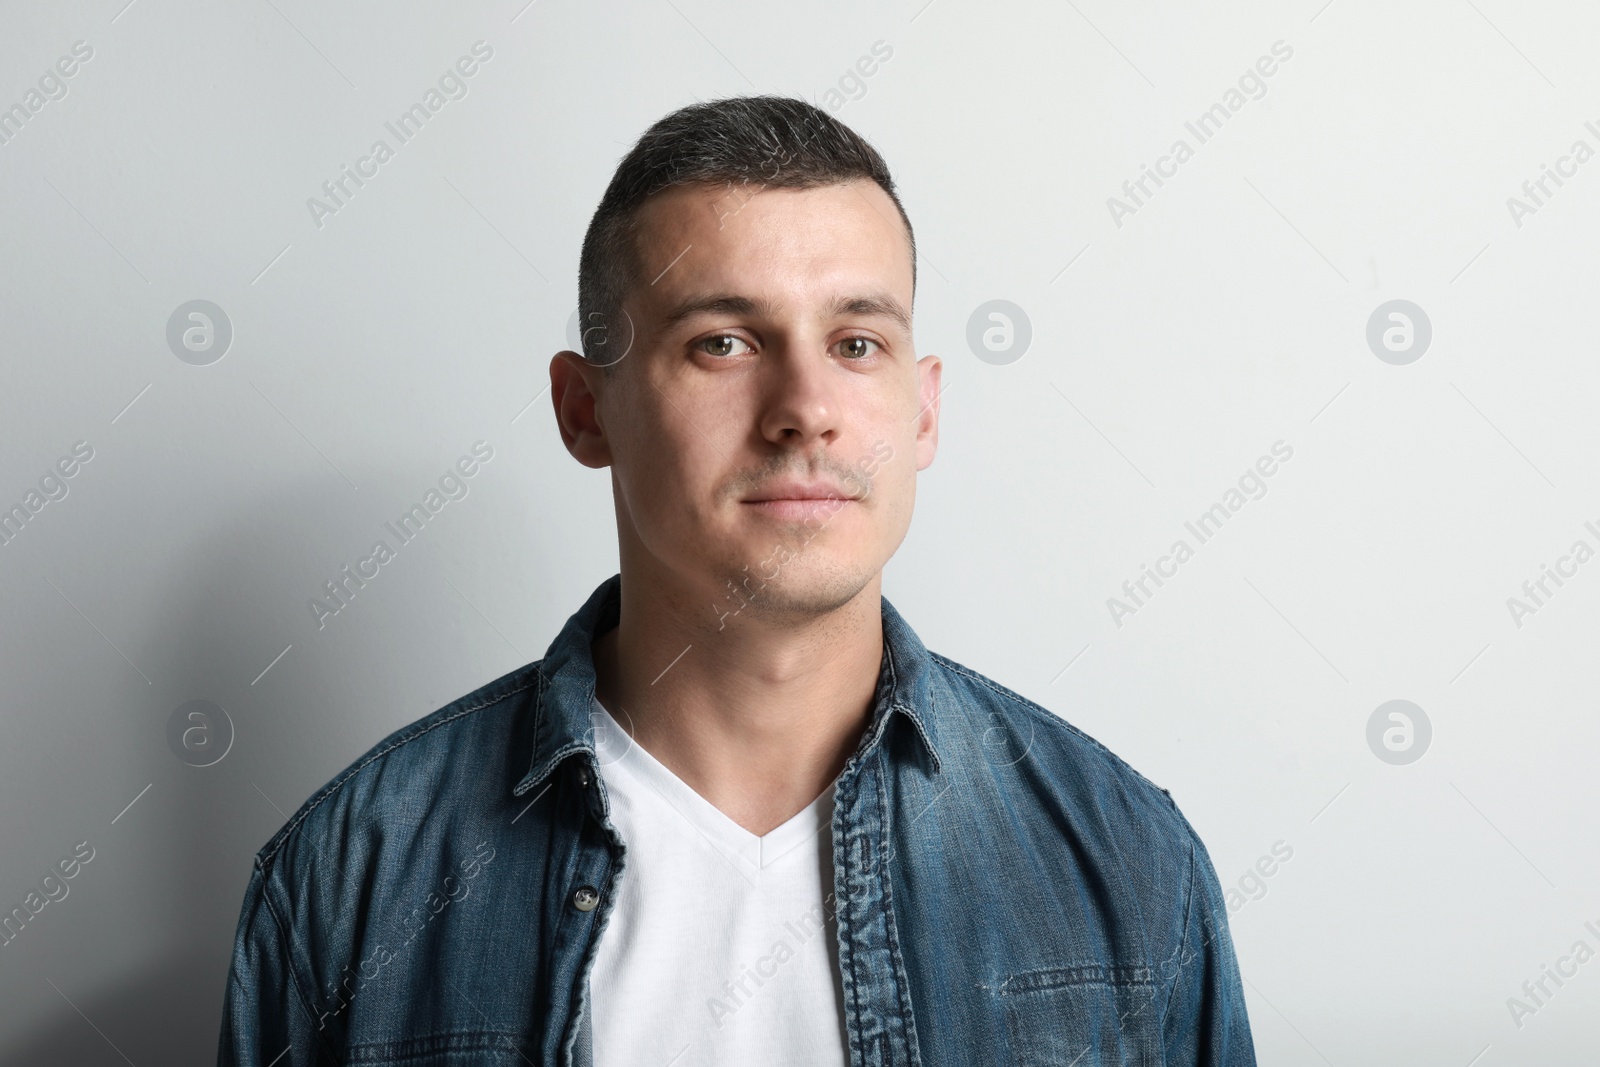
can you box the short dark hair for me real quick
[576,95,916,371]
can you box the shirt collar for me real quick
[513,572,943,798]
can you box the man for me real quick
[220,95,1255,1066]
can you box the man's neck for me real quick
[590,569,884,838]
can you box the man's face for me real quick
[557,178,940,619]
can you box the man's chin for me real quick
[703,552,874,623]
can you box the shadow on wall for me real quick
[1,949,227,1067]
[0,474,480,1066]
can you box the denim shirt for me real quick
[219,573,1255,1066]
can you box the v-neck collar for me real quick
[591,698,834,871]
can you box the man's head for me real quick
[552,95,940,622]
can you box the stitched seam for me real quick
[1161,833,1201,1027]
[893,699,941,774]
[929,653,1172,798]
[873,756,924,1064]
[875,629,940,774]
[839,775,868,1067]
[259,870,345,1063]
[259,671,542,868]
[1000,964,1156,995]
[346,1029,524,1061]
[935,650,1176,1026]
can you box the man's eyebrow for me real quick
[830,294,912,334]
[657,292,912,333]
[658,294,775,331]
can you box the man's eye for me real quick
[838,337,881,360]
[696,335,753,358]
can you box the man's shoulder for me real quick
[925,650,1201,856]
[253,660,547,879]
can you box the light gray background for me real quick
[2,0,1597,1063]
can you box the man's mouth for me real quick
[741,477,861,520]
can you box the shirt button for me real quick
[572,885,600,912]
[576,765,592,788]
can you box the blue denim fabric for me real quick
[219,573,1255,1066]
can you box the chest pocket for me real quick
[996,964,1164,1067]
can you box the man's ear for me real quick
[914,354,941,472]
[550,351,614,469]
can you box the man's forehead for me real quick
[652,291,913,334]
[630,180,913,324]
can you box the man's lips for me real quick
[741,478,860,503]
[740,478,862,523]
[741,496,857,521]
[742,494,853,502]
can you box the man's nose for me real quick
[756,335,843,447]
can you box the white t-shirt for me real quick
[587,697,849,1067]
